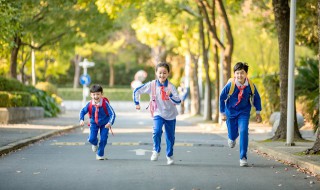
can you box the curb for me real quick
[0,125,80,156]
[249,141,320,175]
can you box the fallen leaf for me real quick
[16,171,21,173]
[278,184,282,187]
[216,186,221,189]
[33,172,40,175]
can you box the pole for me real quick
[82,65,88,107]
[286,0,296,146]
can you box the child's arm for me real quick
[79,103,89,126]
[133,81,151,107]
[253,85,262,123]
[105,101,116,127]
[167,84,181,105]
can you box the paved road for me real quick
[0,102,319,190]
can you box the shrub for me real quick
[0,76,26,91]
[0,92,10,107]
[9,92,31,107]
[35,82,58,95]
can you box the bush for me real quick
[0,76,27,91]
[0,92,10,107]
[35,82,58,95]
[0,91,31,107]
[9,92,31,107]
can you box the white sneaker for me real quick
[150,151,160,161]
[96,154,107,160]
[240,158,248,167]
[166,156,174,165]
[92,145,98,152]
[228,139,236,148]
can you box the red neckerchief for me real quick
[234,85,247,106]
[160,86,169,100]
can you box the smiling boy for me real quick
[219,62,262,166]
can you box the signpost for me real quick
[79,59,95,106]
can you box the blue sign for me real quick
[80,74,91,85]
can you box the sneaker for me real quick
[96,155,107,160]
[166,156,174,165]
[228,139,236,148]
[150,151,160,161]
[92,145,98,152]
[240,158,248,167]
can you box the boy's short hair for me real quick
[156,62,170,73]
[234,62,249,73]
[90,84,103,93]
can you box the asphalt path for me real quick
[0,108,319,190]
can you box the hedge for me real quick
[0,91,31,107]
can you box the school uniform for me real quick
[133,79,181,157]
[219,79,262,160]
[79,99,116,157]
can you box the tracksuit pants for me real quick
[88,124,109,157]
[153,115,176,157]
[226,113,250,160]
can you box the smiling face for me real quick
[156,66,169,84]
[234,69,248,84]
[90,92,103,103]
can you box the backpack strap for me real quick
[225,77,255,106]
[88,101,93,119]
[101,97,109,116]
[151,80,156,100]
[88,98,109,119]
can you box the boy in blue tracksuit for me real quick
[79,84,116,160]
[219,62,262,166]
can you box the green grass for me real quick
[57,88,150,101]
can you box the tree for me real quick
[271,0,303,140]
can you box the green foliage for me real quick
[295,58,319,131]
[26,86,60,117]
[0,92,10,107]
[35,82,58,95]
[0,76,60,117]
[0,76,26,91]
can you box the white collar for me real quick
[235,78,248,87]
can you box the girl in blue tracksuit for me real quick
[219,62,262,167]
[133,62,181,165]
[79,84,116,160]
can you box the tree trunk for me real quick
[272,0,290,140]
[216,0,233,83]
[190,53,201,115]
[304,0,320,154]
[73,55,81,89]
[213,44,219,122]
[10,36,21,79]
[109,56,115,87]
[199,14,212,121]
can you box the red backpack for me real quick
[88,97,110,119]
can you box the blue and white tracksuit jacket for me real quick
[79,99,116,157]
[219,79,262,159]
[133,79,181,157]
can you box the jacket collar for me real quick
[156,79,168,87]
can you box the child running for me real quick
[219,62,262,166]
[133,62,181,165]
[79,84,116,160]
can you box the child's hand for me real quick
[221,114,227,121]
[136,105,141,110]
[166,90,172,97]
[256,114,262,123]
[80,120,85,126]
[105,123,111,129]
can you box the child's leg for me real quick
[153,116,164,153]
[88,124,99,146]
[164,119,176,157]
[238,114,249,159]
[226,118,239,141]
[97,126,109,157]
